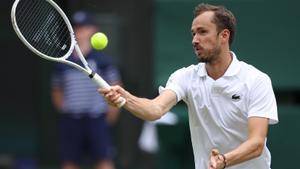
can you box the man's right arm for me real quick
[100,86,177,121]
[51,86,64,111]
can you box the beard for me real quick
[196,45,221,63]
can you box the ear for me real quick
[220,29,230,44]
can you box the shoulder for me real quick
[174,63,202,74]
[239,61,272,88]
[171,64,200,77]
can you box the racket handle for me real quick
[117,97,127,108]
[92,73,126,108]
[92,73,110,88]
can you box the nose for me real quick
[192,34,199,46]
[192,38,199,48]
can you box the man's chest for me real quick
[188,77,249,125]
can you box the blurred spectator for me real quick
[51,10,122,169]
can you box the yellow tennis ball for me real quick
[90,32,108,50]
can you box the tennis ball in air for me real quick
[90,32,108,50]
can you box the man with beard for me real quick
[99,3,278,169]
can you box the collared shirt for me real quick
[160,52,278,169]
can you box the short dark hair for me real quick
[193,3,236,45]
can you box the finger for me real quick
[211,149,219,156]
[111,93,121,103]
[105,97,119,107]
[217,154,223,161]
[109,85,120,92]
[98,87,111,93]
[105,90,117,98]
[208,161,213,169]
[209,154,217,168]
[98,89,106,96]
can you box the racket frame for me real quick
[11,0,126,107]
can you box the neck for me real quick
[206,50,232,80]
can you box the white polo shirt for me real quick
[160,52,278,169]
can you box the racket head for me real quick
[10,0,126,104]
[11,0,76,61]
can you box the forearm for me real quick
[123,92,167,121]
[223,117,269,167]
[100,86,177,121]
[224,137,265,167]
[51,87,64,111]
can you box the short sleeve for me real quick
[159,68,188,103]
[248,75,278,124]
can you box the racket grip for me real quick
[92,73,110,88]
[117,97,127,108]
[92,73,126,108]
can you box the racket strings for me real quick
[45,12,70,57]
[36,8,62,56]
[18,1,51,51]
[29,1,55,52]
[17,0,36,27]
[15,0,71,58]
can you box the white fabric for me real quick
[159,52,278,169]
[138,112,178,153]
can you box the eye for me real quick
[199,30,207,34]
[191,32,196,37]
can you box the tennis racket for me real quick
[11,0,126,107]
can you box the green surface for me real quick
[156,104,194,169]
[267,104,300,169]
[154,0,300,90]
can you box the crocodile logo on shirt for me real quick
[231,94,241,101]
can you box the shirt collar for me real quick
[197,51,241,77]
[223,51,241,77]
[198,63,207,77]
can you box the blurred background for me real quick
[1,0,300,169]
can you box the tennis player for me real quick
[99,3,278,169]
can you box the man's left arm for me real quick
[209,75,277,169]
[209,117,269,169]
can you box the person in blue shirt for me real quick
[51,11,122,169]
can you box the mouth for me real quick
[193,46,203,56]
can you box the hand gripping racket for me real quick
[11,0,126,107]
